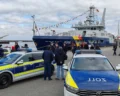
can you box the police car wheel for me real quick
[0,73,12,89]
[51,65,55,76]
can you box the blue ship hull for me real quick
[33,36,114,50]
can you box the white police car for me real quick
[64,50,120,96]
[0,51,55,89]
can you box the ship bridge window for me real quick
[91,28,96,30]
[91,28,93,30]
[100,40,104,43]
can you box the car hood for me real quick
[71,70,119,91]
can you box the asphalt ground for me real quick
[0,47,120,96]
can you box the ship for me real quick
[33,6,115,50]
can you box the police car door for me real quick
[32,53,44,73]
[14,54,33,77]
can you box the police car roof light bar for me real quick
[75,50,102,55]
[18,48,33,52]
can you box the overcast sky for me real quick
[0,0,120,36]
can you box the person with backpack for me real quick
[55,47,67,80]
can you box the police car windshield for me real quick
[0,54,21,64]
[71,57,114,71]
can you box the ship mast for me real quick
[101,8,106,28]
[32,15,35,36]
[118,21,119,36]
[86,6,95,25]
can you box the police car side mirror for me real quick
[63,64,68,71]
[116,64,120,71]
[17,60,23,65]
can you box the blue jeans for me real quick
[56,65,64,79]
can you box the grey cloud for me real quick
[0,0,119,35]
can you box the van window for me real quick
[18,54,33,62]
[32,53,42,60]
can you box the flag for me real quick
[96,9,99,12]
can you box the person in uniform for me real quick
[42,46,54,80]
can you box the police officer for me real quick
[42,46,54,80]
[0,45,4,58]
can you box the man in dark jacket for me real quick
[55,47,66,80]
[42,46,54,80]
[63,43,68,54]
[0,45,4,58]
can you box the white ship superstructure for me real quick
[61,6,115,44]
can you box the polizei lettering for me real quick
[88,78,107,82]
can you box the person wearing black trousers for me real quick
[42,46,54,80]
[113,44,117,56]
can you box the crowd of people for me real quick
[42,42,101,81]
[71,42,100,54]
[11,42,29,52]
[0,41,101,80]
[42,43,67,80]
